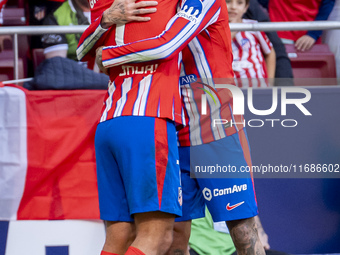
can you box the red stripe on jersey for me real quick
[243,31,257,86]
[121,79,139,116]
[154,119,169,209]
[194,84,215,143]
[232,27,272,87]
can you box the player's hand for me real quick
[258,227,270,250]
[101,0,158,28]
[95,46,109,75]
[254,215,270,250]
[295,35,316,52]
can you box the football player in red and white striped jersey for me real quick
[77,1,266,254]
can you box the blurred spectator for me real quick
[262,0,335,51]
[41,0,90,60]
[24,0,108,90]
[323,0,340,78]
[227,0,276,87]
[27,0,66,49]
[244,0,294,86]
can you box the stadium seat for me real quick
[2,8,26,25]
[32,48,46,70]
[285,44,337,86]
[0,50,24,81]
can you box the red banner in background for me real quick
[13,86,105,220]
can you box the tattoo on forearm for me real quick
[230,221,264,255]
[103,3,128,26]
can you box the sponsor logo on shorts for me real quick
[202,184,247,201]
[226,201,245,211]
[202,187,212,201]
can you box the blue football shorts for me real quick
[95,116,182,222]
[177,128,258,222]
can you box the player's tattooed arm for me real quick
[101,0,158,28]
[227,217,266,255]
[77,0,157,61]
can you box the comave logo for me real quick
[202,184,248,202]
[202,187,212,201]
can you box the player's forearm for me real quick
[76,15,110,62]
[77,0,158,62]
[265,49,276,79]
[101,0,221,68]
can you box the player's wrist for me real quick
[101,10,114,29]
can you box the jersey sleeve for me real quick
[306,0,335,40]
[256,30,273,55]
[101,0,223,68]
[76,14,111,61]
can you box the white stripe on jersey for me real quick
[114,78,133,117]
[76,24,107,61]
[202,7,220,31]
[132,75,152,116]
[182,85,202,146]
[102,0,218,67]
[248,33,263,79]
[187,38,226,143]
[100,81,115,122]
[115,24,125,45]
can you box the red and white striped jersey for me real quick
[77,0,245,146]
[78,0,183,124]
[177,8,245,146]
[231,19,273,88]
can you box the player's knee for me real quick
[162,227,174,252]
[172,221,191,248]
[104,221,135,252]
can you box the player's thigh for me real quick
[176,146,205,222]
[95,120,132,222]
[193,129,258,222]
[112,116,182,217]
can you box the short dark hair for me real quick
[246,0,250,6]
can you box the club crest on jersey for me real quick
[178,187,183,206]
[178,0,203,23]
[241,38,251,49]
